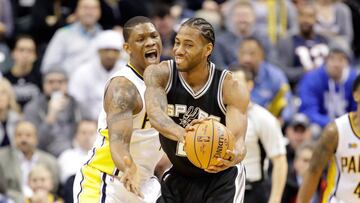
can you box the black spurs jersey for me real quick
[161,60,230,177]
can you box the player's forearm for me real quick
[269,155,288,203]
[146,87,185,141]
[297,170,322,203]
[148,108,185,141]
[109,132,133,172]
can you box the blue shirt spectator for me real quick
[298,41,357,128]
[237,37,293,122]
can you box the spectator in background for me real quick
[233,66,287,203]
[284,113,312,167]
[0,167,16,203]
[0,0,14,39]
[69,30,124,120]
[277,3,329,90]
[0,42,11,72]
[11,0,36,35]
[25,164,63,203]
[3,36,41,110]
[314,0,353,43]
[251,0,298,44]
[282,141,317,203]
[0,78,21,147]
[30,0,77,50]
[151,3,177,60]
[41,0,102,76]
[0,121,59,203]
[213,1,276,69]
[298,38,357,129]
[344,0,360,65]
[237,37,293,123]
[24,69,80,157]
[57,119,96,203]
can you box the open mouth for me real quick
[144,50,158,63]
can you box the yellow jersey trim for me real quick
[127,63,143,80]
[349,112,360,140]
[322,157,339,203]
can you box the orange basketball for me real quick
[184,119,235,169]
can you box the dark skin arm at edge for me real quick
[297,122,338,203]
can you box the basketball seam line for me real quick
[194,124,202,168]
[207,119,215,168]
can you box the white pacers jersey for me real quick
[89,64,163,184]
[322,113,360,203]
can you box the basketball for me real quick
[184,119,235,169]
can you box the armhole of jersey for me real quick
[165,60,173,94]
[217,70,229,115]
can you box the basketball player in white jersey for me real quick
[73,16,164,203]
[297,74,360,203]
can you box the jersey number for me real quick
[354,182,360,198]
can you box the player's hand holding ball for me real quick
[184,118,240,173]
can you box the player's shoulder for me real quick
[144,60,172,85]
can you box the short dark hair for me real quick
[12,34,36,50]
[181,17,215,46]
[123,16,154,42]
[352,74,360,93]
[240,37,265,52]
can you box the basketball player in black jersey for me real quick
[144,18,249,203]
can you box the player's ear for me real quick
[204,43,213,58]
[354,90,360,103]
[123,42,131,55]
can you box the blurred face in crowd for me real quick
[14,121,38,157]
[238,40,264,74]
[43,72,68,96]
[124,23,162,71]
[76,0,101,28]
[231,4,255,36]
[28,165,54,193]
[286,125,312,150]
[294,147,313,177]
[75,120,97,151]
[173,25,213,72]
[12,37,37,68]
[153,14,175,38]
[0,79,12,111]
[98,49,120,71]
[298,5,316,37]
[326,52,349,82]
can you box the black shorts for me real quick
[157,164,245,203]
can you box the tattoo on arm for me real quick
[144,63,185,141]
[103,77,140,171]
[308,123,338,173]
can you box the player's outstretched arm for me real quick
[144,62,185,142]
[206,73,249,173]
[297,122,338,203]
[104,76,143,197]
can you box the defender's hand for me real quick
[118,157,144,198]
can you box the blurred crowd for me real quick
[0,0,359,202]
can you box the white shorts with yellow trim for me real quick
[73,165,161,203]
